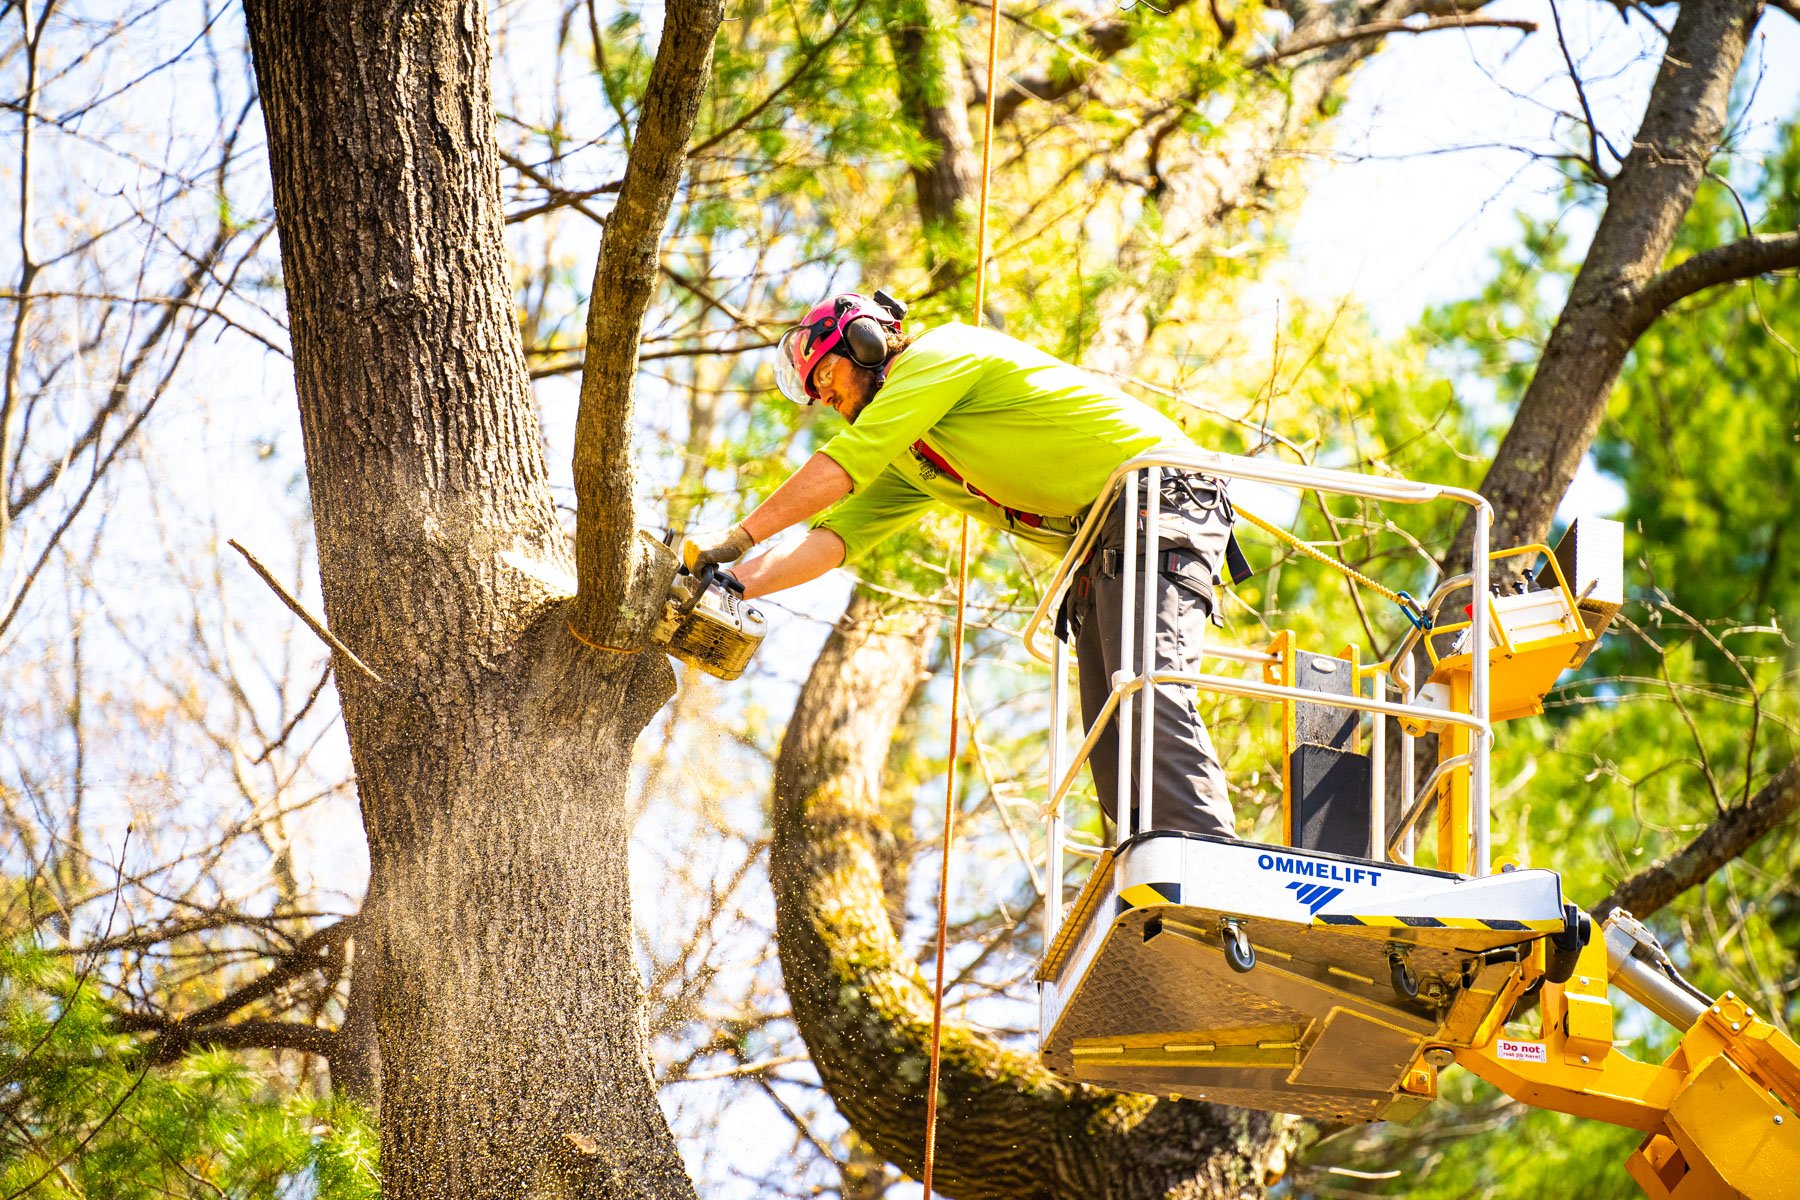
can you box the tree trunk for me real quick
[1448,0,1765,562]
[888,0,980,255]
[771,592,1298,1200]
[243,2,693,1196]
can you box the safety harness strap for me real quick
[911,439,1046,528]
[915,437,1255,587]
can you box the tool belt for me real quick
[1053,472,1252,644]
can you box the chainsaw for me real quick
[645,534,767,681]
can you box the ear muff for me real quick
[841,315,891,368]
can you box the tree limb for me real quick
[227,539,383,685]
[989,0,1197,127]
[145,1019,341,1063]
[569,0,725,646]
[113,919,355,1040]
[1446,0,1765,566]
[1591,758,1799,922]
[1633,229,1800,325]
[1249,15,1536,67]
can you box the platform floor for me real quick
[1039,833,1565,1122]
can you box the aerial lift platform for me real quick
[1021,451,1798,1197]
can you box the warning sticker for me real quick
[1496,1038,1548,1063]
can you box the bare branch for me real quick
[114,919,353,1034]
[1546,0,1613,183]
[147,1019,340,1062]
[1250,14,1536,67]
[227,539,383,685]
[1592,758,1799,922]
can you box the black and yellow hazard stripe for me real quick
[1114,882,1180,916]
[1315,914,1563,931]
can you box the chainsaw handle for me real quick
[677,563,717,616]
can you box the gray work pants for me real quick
[1070,469,1236,840]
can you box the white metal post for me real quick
[1115,472,1139,843]
[1369,673,1386,861]
[1398,656,1416,864]
[1136,467,1161,834]
[1047,637,1069,938]
[1469,503,1493,876]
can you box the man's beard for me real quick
[840,372,876,423]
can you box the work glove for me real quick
[683,524,756,573]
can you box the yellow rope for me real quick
[923,0,1005,1192]
[1232,503,1408,608]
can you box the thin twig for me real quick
[226,539,383,685]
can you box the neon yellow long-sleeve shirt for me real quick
[812,323,1192,563]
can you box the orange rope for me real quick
[921,0,1003,1193]
[566,620,640,655]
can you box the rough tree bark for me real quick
[1448,0,1771,561]
[772,593,1298,1200]
[242,0,720,1196]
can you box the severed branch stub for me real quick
[227,538,384,686]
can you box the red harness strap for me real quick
[910,439,1046,528]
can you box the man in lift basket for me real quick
[692,290,1246,841]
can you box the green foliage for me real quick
[1348,1076,1645,1200]
[1290,112,1800,1200]
[0,942,377,1199]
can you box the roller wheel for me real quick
[1222,922,1256,974]
[1390,950,1420,1001]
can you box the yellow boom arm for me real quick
[1454,910,1800,1199]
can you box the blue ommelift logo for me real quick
[1255,852,1381,887]
[1287,882,1344,914]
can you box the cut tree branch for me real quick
[1592,758,1799,922]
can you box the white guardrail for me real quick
[1020,450,1495,940]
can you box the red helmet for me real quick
[774,291,905,405]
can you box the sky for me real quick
[1286,0,1800,332]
